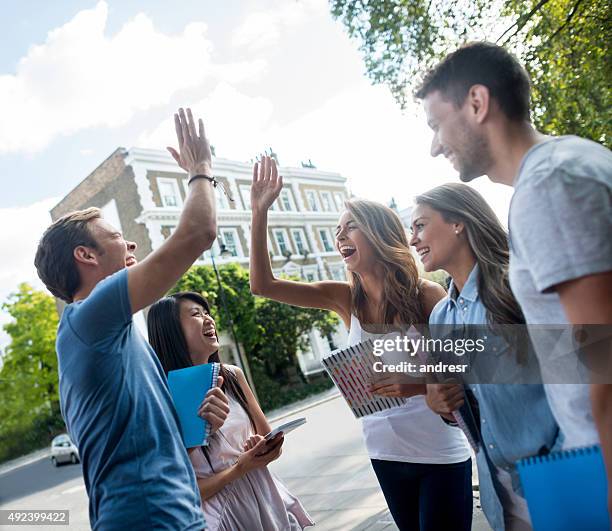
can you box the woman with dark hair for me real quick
[249,157,473,531]
[410,183,560,531]
[147,291,313,531]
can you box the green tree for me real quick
[331,0,611,147]
[0,284,63,462]
[173,264,339,410]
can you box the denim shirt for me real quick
[429,264,560,531]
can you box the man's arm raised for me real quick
[128,108,217,314]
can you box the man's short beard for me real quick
[458,126,493,182]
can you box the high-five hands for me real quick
[197,376,230,434]
[167,107,213,177]
[251,155,283,213]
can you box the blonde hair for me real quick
[344,199,426,326]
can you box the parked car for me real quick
[50,434,79,466]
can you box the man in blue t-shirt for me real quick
[415,42,612,515]
[35,109,228,529]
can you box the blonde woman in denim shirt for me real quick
[409,183,560,531]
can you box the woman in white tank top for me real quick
[249,157,472,530]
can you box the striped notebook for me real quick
[517,444,610,530]
[322,340,406,418]
[168,362,221,448]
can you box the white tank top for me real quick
[348,314,471,464]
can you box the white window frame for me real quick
[158,177,182,208]
[305,190,320,212]
[330,265,346,281]
[239,185,252,211]
[290,228,308,255]
[216,188,229,210]
[320,191,334,212]
[273,229,293,256]
[318,228,334,253]
[280,189,296,211]
[303,267,319,282]
[333,192,345,211]
[162,224,177,239]
[219,228,244,258]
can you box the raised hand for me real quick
[167,107,212,177]
[251,155,283,213]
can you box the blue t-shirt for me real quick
[56,268,205,530]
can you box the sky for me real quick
[0,0,513,352]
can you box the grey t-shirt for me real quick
[508,135,612,448]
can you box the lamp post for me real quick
[210,241,258,399]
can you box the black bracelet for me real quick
[188,174,217,187]
[188,173,235,203]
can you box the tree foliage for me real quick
[0,284,64,462]
[331,0,611,147]
[173,264,339,410]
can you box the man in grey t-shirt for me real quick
[414,42,612,513]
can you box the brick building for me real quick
[51,148,350,376]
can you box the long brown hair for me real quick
[415,183,524,326]
[344,199,426,326]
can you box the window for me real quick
[273,229,292,256]
[239,185,251,210]
[319,228,334,252]
[280,189,295,211]
[330,267,345,281]
[305,190,319,212]
[158,178,181,207]
[219,229,243,257]
[291,229,308,255]
[216,187,229,210]
[162,225,177,239]
[333,192,345,211]
[320,191,334,212]
[303,269,318,282]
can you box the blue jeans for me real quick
[371,458,473,531]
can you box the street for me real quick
[0,393,490,530]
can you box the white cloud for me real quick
[0,197,59,353]
[137,82,274,161]
[138,77,513,224]
[259,81,513,221]
[0,1,265,154]
[232,0,327,51]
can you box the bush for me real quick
[0,412,65,463]
[252,365,335,412]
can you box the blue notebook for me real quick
[517,444,610,530]
[167,363,221,448]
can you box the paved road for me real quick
[0,394,490,530]
[0,456,89,529]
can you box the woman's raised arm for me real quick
[249,156,351,326]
